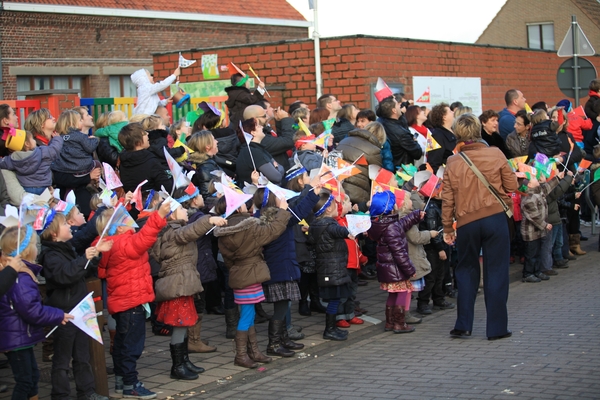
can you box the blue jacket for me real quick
[498,108,516,141]
[381,140,394,172]
[0,135,63,187]
[259,190,319,285]
[0,261,65,352]
[51,128,98,174]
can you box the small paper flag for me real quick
[353,154,368,166]
[163,147,190,189]
[425,131,441,152]
[401,164,418,176]
[525,103,533,114]
[578,159,592,171]
[102,163,123,190]
[68,292,103,344]
[132,180,148,212]
[322,118,336,131]
[298,119,311,136]
[178,52,197,69]
[345,214,372,237]
[374,77,393,103]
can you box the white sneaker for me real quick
[580,219,591,226]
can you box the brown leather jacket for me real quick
[441,142,519,232]
[214,209,290,290]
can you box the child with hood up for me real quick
[131,67,180,116]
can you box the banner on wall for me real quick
[412,77,482,115]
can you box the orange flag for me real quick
[336,158,361,181]
[578,159,592,170]
[353,153,368,166]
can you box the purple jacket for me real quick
[368,210,421,283]
[0,135,63,187]
[0,261,65,352]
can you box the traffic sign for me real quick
[557,57,597,98]
[557,20,595,56]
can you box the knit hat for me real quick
[370,191,395,216]
[556,99,572,112]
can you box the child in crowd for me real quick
[213,193,290,369]
[96,200,171,398]
[544,170,574,274]
[0,226,73,400]
[225,72,266,130]
[39,212,113,400]
[528,109,563,159]
[520,173,561,282]
[151,187,226,380]
[291,130,326,172]
[141,114,185,164]
[334,193,367,328]
[368,190,423,334]
[95,110,128,168]
[0,130,63,194]
[131,67,180,116]
[308,191,352,341]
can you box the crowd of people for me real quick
[0,68,599,399]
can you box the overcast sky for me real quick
[287,0,508,43]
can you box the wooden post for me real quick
[86,278,109,397]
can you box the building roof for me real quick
[4,0,307,22]
[572,0,600,28]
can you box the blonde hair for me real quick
[291,108,309,123]
[108,110,127,125]
[453,106,473,118]
[95,208,115,236]
[89,193,103,211]
[129,113,149,124]
[452,113,482,143]
[95,112,110,130]
[398,190,412,214]
[170,118,186,141]
[24,108,52,136]
[56,110,81,135]
[140,115,162,131]
[365,121,387,147]
[0,226,39,262]
[39,213,67,241]
[187,130,214,155]
[530,109,548,126]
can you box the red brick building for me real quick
[153,34,600,112]
[0,0,309,99]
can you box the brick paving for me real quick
[1,228,599,399]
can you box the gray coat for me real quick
[399,209,432,280]
[51,128,98,174]
[0,136,62,187]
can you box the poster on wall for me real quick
[412,77,482,115]
[201,54,220,80]
[170,78,255,99]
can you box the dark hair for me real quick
[230,73,244,86]
[404,105,423,126]
[337,104,356,121]
[309,107,329,124]
[449,101,463,111]
[589,79,600,93]
[214,196,227,216]
[429,102,450,128]
[515,110,530,126]
[194,110,221,131]
[479,109,500,124]
[376,97,396,119]
[312,190,333,218]
[531,101,547,112]
[356,109,376,122]
[0,104,12,124]
[317,94,333,108]
[287,173,306,192]
[309,122,325,136]
[252,187,277,209]
[288,100,306,115]
[504,89,519,107]
[237,118,259,144]
[257,100,270,109]
[118,122,145,151]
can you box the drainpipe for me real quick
[0,1,4,99]
[312,0,322,100]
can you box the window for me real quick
[16,76,85,99]
[527,23,554,50]
[109,76,137,98]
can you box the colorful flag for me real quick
[525,103,533,114]
[578,159,592,171]
[178,52,196,68]
[336,158,361,181]
[132,180,148,212]
[102,163,123,190]
[374,78,393,103]
[298,119,311,136]
[68,292,103,344]
[353,153,368,166]
[222,182,252,218]
[425,131,441,151]
[227,62,245,77]
[312,130,331,149]
[345,214,372,237]
[163,147,190,189]
[507,156,528,171]
[401,164,418,176]
[370,181,406,209]
[419,175,442,198]
[322,118,336,131]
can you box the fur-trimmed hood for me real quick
[214,208,281,237]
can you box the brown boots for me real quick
[187,314,216,353]
[391,305,415,334]
[384,306,394,331]
[569,234,586,255]
[234,331,258,368]
[246,326,272,364]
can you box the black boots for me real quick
[169,342,198,380]
[281,326,304,350]
[323,314,347,341]
[266,320,295,357]
[254,303,271,324]
[298,300,311,316]
[224,307,239,339]
[182,337,205,374]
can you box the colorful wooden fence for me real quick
[1,99,42,129]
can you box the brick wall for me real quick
[153,35,600,112]
[476,0,600,52]
[0,11,308,99]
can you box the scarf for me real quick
[411,124,428,137]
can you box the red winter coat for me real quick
[567,109,593,142]
[335,211,367,270]
[98,211,166,314]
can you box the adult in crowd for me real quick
[309,107,330,125]
[498,89,526,140]
[406,105,431,168]
[288,100,308,115]
[441,113,518,341]
[225,73,265,131]
[336,128,383,204]
[551,107,582,172]
[236,117,284,188]
[556,99,597,143]
[376,97,422,169]
[317,94,342,120]
[427,103,456,174]
[505,110,531,158]
[479,110,512,159]
[331,104,359,145]
[24,108,56,147]
[73,106,95,134]
[243,105,294,172]
[583,79,600,157]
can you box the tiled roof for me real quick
[5,0,306,21]
[572,0,600,29]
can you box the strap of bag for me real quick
[458,152,513,218]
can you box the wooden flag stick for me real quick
[248,64,271,98]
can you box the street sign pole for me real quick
[572,15,580,107]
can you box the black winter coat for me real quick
[420,198,447,252]
[225,85,264,130]
[147,129,185,167]
[262,118,295,171]
[211,127,240,177]
[331,118,356,145]
[558,131,583,172]
[119,149,173,193]
[482,128,512,159]
[39,240,100,312]
[189,210,218,283]
[307,217,351,288]
[528,120,562,159]
[96,137,119,168]
[377,116,423,168]
[428,126,456,174]
[69,208,104,256]
[584,93,600,120]
[289,186,315,264]
[187,153,221,199]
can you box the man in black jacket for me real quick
[376,97,423,169]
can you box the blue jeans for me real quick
[551,223,564,262]
[6,347,40,399]
[22,186,47,195]
[540,231,553,272]
[112,305,146,387]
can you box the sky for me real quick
[287,0,508,43]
